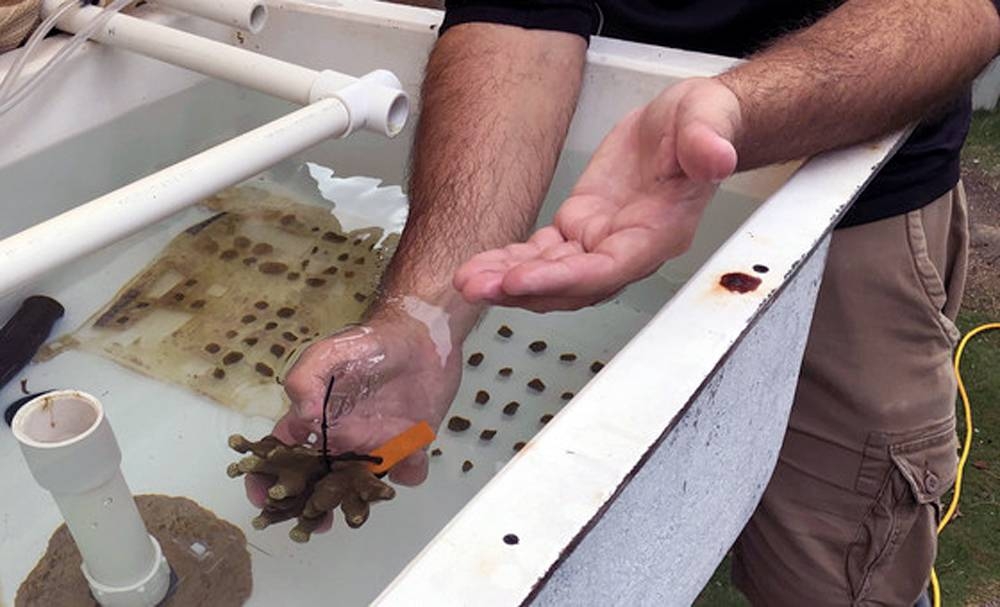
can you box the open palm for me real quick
[453,78,742,312]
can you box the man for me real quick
[261,1,1000,603]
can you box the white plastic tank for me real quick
[0,2,904,604]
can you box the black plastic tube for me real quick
[0,295,64,391]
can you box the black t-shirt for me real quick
[441,0,997,227]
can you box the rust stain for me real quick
[719,272,761,294]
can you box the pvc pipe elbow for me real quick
[310,69,409,137]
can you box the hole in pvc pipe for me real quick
[386,94,409,137]
[14,393,100,444]
[248,4,268,34]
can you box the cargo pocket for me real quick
[846,419,957,605]
[906,209,961,346]
[890,421,958,510]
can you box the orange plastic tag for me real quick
[367,421,436,475]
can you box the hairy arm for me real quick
[455,0,1000,311]
[721,0,1000,169]
[272,24,585,488]
[376,23,586,330]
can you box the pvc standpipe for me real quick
[0,97,350,298]
[41,0,408,136]
[151,0,268,34]
[12,390,171,606]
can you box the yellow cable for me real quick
[931,322,1000,607]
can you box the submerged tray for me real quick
[41,186,398,419]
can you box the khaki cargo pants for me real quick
[732,185,968,606]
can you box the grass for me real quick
[694,555,746,606]
[963,109,1000,179]
[937,312,1000,606]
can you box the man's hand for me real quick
[453,78,741,312]
[244,303,462,513]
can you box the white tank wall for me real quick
[973,58,1000,111]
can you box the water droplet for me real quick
[103,497,114,507]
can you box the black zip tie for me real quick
[321,374,335,472]
[320,374,385,471]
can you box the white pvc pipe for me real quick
[12,390,171,606]
[49,0,316,103]
[151,0,268,34]
[0,97,350,298]
[43,0,408,136]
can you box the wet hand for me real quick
[244,304,462,512]
[454,78,742,312]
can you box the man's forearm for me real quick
[376,23,585,331]
[719,0,1000,170]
